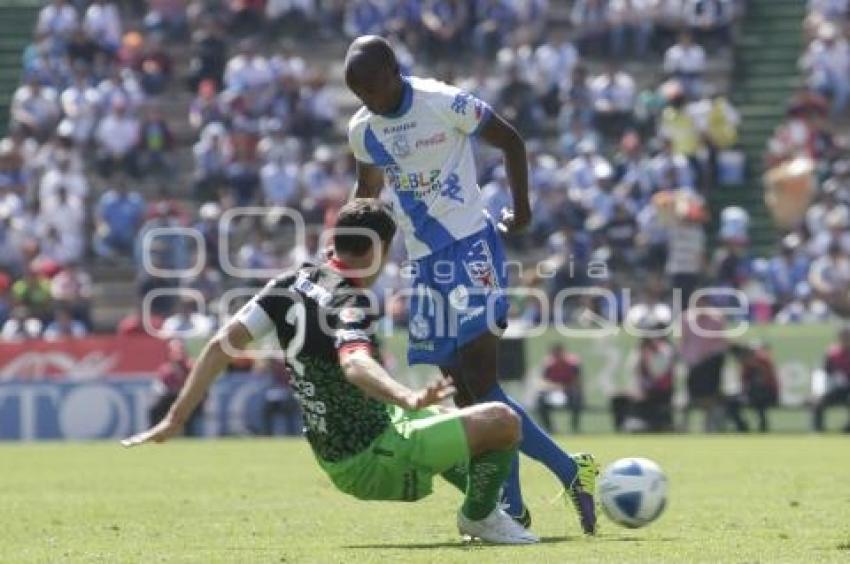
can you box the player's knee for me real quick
[488,403,521,446]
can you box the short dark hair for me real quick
[334,199,396,256]
[344,36,399,89]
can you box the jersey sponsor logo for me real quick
[386,166,442,199]
[409,313,430,341]
[440,173,464,203]
[414,132,447,149]
[464,240,499,288]
[451,92,472,115]
[292,274,332,306]
[338,307,366,324]
[390,134,411,158]
[382,121,417,134]
[409,340,434,351]
[334,328,370,346]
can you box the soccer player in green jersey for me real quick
[123,199,538,544]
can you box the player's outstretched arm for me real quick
[477,113,531,233]
[340,348,455,410]
[121,321,253,447]
[353,160,384,198]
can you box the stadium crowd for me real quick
[2,0,849,433]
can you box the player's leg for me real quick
[403,403,537,544]
[450,331,599,535]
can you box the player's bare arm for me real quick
[121,321,253,447]
[354,160,385,198]
[339,348,455,410]
[477,113,531,233]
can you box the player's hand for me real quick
[120,415,184,448]
[496,207,531,234]
[404,376,456,410]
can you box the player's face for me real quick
[349,72,402,115]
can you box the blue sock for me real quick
[482,385,578,487]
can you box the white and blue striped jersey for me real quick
[348,76,493,260]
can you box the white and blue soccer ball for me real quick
[598,457,668,528]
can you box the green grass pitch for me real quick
[2,436,848,563]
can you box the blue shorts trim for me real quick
[407,222,509,366]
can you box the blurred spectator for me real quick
[148,339,204,436]
[193,122,233,200]
[589,63,636,138]
[60,68,102,145]
[84,0,123,53]
[680,293,729,432]
[800,22,850,118]
[43,307,89,340]
[11,77,60,140]
[497,63,543,137]
[813,325,850,432]
[137,106,175,178]
[623,331,676,432]
[135,37,174,96]
[40,186,85,263]
[188,19,228,91]
[95,99,140,177]
[224,39,274,92]
[473,0,516,55]
[161,298,216,339]
[663,31,706,99]
[685,0,735,46]
[420,0,469,59]
[608,0,655,58]
[189,80,225,132]
[536,343,583,433]
[662,191,707,306]
[766,234,810,310]
[51,262,93,327]
[40,153,88,201]
[12,268,53,321]
[261,150,301,208]
[571,0,609,56]
[0,306,43,341]
[36,0,79,43]
[117,303,163,335]
[726,342,779,432]
[255,359,302,436]
[95,176,146,260]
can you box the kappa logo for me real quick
[464,240,499,288]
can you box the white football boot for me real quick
[457,507,540,544]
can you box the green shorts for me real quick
[317,406,469,502]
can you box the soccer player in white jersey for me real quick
[344,35,599,535]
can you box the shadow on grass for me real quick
[345,536,573,550]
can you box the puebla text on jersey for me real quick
[348,76,493,260]
[234,262,388,463]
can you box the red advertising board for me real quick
[0,336,170,380]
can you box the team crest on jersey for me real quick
[409,313,430,341]
[338,307,366,324]
[390,134,411,158]
[464,240,499,288]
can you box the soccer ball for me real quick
[598,457,668,528]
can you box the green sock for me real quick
[441,463,468,493]
[461,448,515,521]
